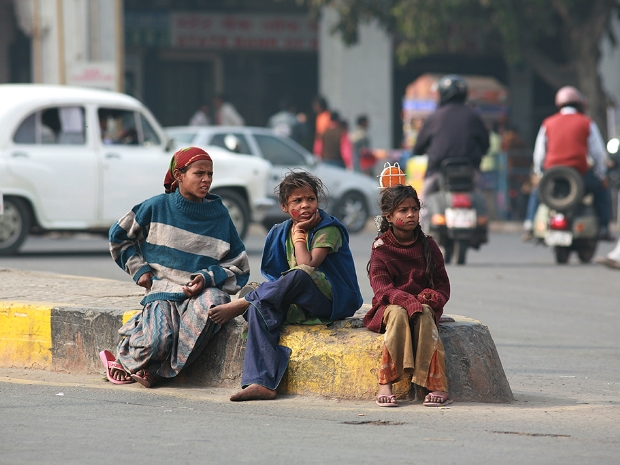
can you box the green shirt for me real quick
[283,225,343,324]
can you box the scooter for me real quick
[425,158,488,265]
[532,166,599,264]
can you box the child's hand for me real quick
[182,275,205,297]
[294,210,321,232]
[137,272,153,290]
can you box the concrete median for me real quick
[0,268,513,402]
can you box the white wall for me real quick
[319,7,392,149]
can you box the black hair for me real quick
[313,96,328,111]
[369,184,436,287]
[356,115,368,126]
[275,170,328,207]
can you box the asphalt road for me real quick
[0,225,619,464]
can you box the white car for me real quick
[0,84,273,255]
[165,126,380,232]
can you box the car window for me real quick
[209,133,252,155]
[13,106,86,145]
[140,114,161,146]
[254,134,307,166]
[99,108,139,145]
[168,132,197,144]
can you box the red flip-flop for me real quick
[130,370,157,388]
[99,350,134,385]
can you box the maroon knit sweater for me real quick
[363,229,450,333]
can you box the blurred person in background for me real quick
[412,75,489,199]
[268,98,298,138]
[350,114,373,174]
[321,111,346,168]
[214,94,245,126]
[189,104,211,126]
[312,96,330,156]
[522,86,613,242]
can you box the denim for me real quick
[241,269,333,390]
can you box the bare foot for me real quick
[376,383,397,407]
[423,391,452,407]
[230,384,277,402]
[209,298,250,325]
[110,364,131,382]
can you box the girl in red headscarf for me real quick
[100,147,250,388]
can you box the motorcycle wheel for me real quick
[454,239,468,265]
[577,240,598,263]
[443,239,454,264]
[554,246,571,264]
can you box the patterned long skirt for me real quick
[115,287,230,378]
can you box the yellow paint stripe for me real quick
[122,310,140,325]
[0,303,52,368]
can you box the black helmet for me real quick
[437,74,468,105]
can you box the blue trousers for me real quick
[241,269,332,390]
[525,170,611,228]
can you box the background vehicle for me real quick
[165,126,380,232]
[0,84,272,255]
[424,158,488,264]
[532,166,599,264]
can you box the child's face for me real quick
[176,160,213,202]
[386,197,420,232]
[281,186,318,223]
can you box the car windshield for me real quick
[254,134,307,166]
[168,132,197,144]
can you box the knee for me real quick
[384,305,409,328]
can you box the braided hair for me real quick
[370,184,436,287]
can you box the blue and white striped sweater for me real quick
[109,191,250,305]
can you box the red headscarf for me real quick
[164,147,212,193]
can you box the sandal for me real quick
[99,350,134,385]
[423,392,453,407]
[376,394,398,407]
[130,369,157,388]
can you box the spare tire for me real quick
[538,166,584,212]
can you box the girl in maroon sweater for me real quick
[365,184,451,407]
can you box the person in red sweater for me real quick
[364,184,451,407]
[523,86,612,241]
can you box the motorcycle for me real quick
[425,158,488,265]
[532,166,599,264]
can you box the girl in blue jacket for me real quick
[209,170,363,401]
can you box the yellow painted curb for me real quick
[122,310,140,325]
[279,325,410,399]
[0,303,53,369]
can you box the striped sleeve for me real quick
[108,203,153,283]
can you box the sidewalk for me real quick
[0,267,512,402]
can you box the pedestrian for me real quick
[364,183,452,407]
[100,147,250,388]
[208,170,363,401]
[267,98,298,137]
[214,93,245,126]
[189,104,210,126]
[350,114,373,174]
[321,111,346,168]
[312,96,330,155]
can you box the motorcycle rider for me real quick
[412,74,490,199]
[522,86,613,241]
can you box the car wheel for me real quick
[0,197,32,256]
[334,191,369,233]
[538,166,584,212]
[214,188,250,240]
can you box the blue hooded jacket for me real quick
[260,210,363,320]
